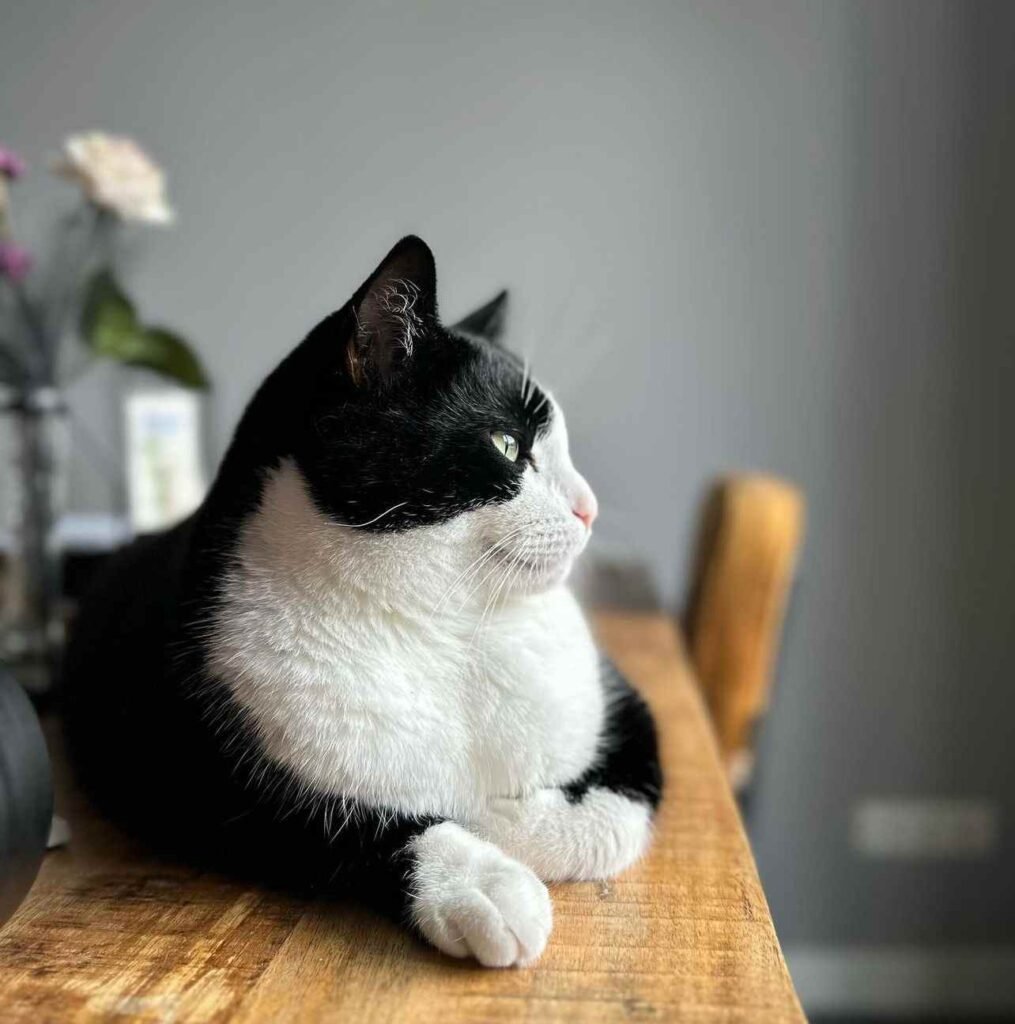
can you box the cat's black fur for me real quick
[62,236,661,934]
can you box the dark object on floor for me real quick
[572,554,661,610]
[0,665,53,925]
[811,1017,1015,1023]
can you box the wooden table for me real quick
[0,613,804,1022]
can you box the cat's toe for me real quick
[410,822,552,967]
[483,860,552,964]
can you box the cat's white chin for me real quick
[508,553,581,594]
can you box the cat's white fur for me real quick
[209,400,651,966]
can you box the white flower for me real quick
[53,132,175,225]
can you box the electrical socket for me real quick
[851,798,999,860]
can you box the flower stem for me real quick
[45,203,108,380]
[0,338,30,386]
[8,279,52,386]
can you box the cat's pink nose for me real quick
[572,488,598,530]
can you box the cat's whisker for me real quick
[479,544,521,622]
[430,525,530,617]
[460,544,521,611]
[499,545,530,604]
[469,544,525,662]
[341,501,409,529]
[467,568,502,657]
[482,548,528,671]
[529,390,550,418]
[454,526,540,610]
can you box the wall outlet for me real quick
[851,798,999,860]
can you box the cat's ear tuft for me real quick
[451,290,509,345]
[348,235,438,385]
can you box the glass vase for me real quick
[0,387,70,696]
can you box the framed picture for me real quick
[124,390,205,534]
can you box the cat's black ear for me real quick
[347,235,437,385]
[451,290,509,344]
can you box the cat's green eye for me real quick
[491,430,519,463]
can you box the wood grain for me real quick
[0,613,804,1023]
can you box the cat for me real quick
[62,236,662,968]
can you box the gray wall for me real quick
[750,1,1015,952]
[3,0,1013,994]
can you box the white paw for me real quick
[409,822,552,967]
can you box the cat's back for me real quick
[62,517,204,819]
[64,518,192,678]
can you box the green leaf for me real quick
[78,269,210,389]
[130,327,209,389]
[80,269,138,353]
[94,324,209,389]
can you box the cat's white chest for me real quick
[208,464,605,818]
[211,581,603,818]
[435,589,605,807]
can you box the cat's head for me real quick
[266,236,597,595]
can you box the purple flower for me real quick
[0,146,27,180]
[0,240,33,283]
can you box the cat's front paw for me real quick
[409,822,552,968]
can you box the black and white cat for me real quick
[63,236,661,968]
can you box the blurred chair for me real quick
[683,475,805,793]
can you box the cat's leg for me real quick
[465,662,662,882]
[339,814,552,966]
[465,786,653,882]
[275,806,551,966]
[223,792,552,967]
